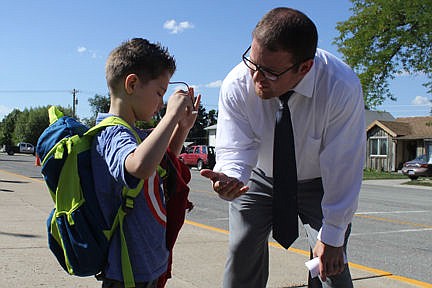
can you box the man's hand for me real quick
[313,240,345,282]
[200,169,249,201]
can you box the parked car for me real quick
[6,142,35,156]
[401,154,432,180]
[179,145,215,170]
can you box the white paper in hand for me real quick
[305,255,348,279]
[305,257,320,278]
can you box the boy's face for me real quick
[131,71,171,122]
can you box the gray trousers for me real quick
[223,171,353,288]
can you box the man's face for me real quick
[247,40,310,99]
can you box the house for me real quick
[365,110,395,127]
[366,116,432,172]
[204,124,217,147]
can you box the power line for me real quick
[0,90,105,95]
[0,90,70,93]
[0,89,84,118]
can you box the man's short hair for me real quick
[106,38,176,93]
[252,7,318,63]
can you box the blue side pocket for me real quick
[55,208,109,276]
[47,209,68,272]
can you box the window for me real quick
[426,140,432,164]
[370,137,388,156]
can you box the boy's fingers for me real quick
[194,94,201,110]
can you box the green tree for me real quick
[14,108,30,144]
[0,106,73,147]
[0,109,21,147]
[14,106,72,145]
[188,104,208,144]
[334,0,432,109]
[14,107,50,145]
[205,109,218,126]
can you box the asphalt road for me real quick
[1,153,431,285]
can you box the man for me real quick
[200,7,365,288]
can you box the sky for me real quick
[0,0,430,121]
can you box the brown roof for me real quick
[367,116,432,140]
[394,117,432,139]
[378,120,411,136]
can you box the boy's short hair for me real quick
[106,38,176,93]
[252,7,317,63]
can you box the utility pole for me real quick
[72,89,79,118]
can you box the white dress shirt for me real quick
[214,48,366,247]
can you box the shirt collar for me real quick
[291,58,316,99]
[95,112,114,124]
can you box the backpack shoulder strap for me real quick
[85,116,141,144]
[89,116,144,288]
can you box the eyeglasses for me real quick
[168,81,198,114]
[242,46,300,81]
[169,81,190,91]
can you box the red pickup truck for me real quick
[179,145,216,170]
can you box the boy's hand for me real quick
[200,169,249,201]
[166,87,200,127]
[178,87,201,130]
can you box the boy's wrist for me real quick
[177,121,193,131]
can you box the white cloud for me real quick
[163,19,194,34]
[77,46,87,53]
[205,80,223,88]
[411,96,431,106]
[77,46,101,59]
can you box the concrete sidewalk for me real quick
[0,169,426,288]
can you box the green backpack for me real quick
[37,106,150,288]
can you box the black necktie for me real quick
[272,90,298,249]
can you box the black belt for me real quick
[253,168,321,186]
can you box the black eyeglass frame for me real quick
[168,81,198,114]
[242,46,309,81]
[169,81,190,91]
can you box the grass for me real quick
[404,178,432,187]
[363,169,407,180]
[363,169,432,187]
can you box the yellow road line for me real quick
[348,262,432,287]
[184,219,432,288]
[184,219,229,235]
[355,214,432,229]
[0,169,44,183]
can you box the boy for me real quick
[91,38,200,287]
